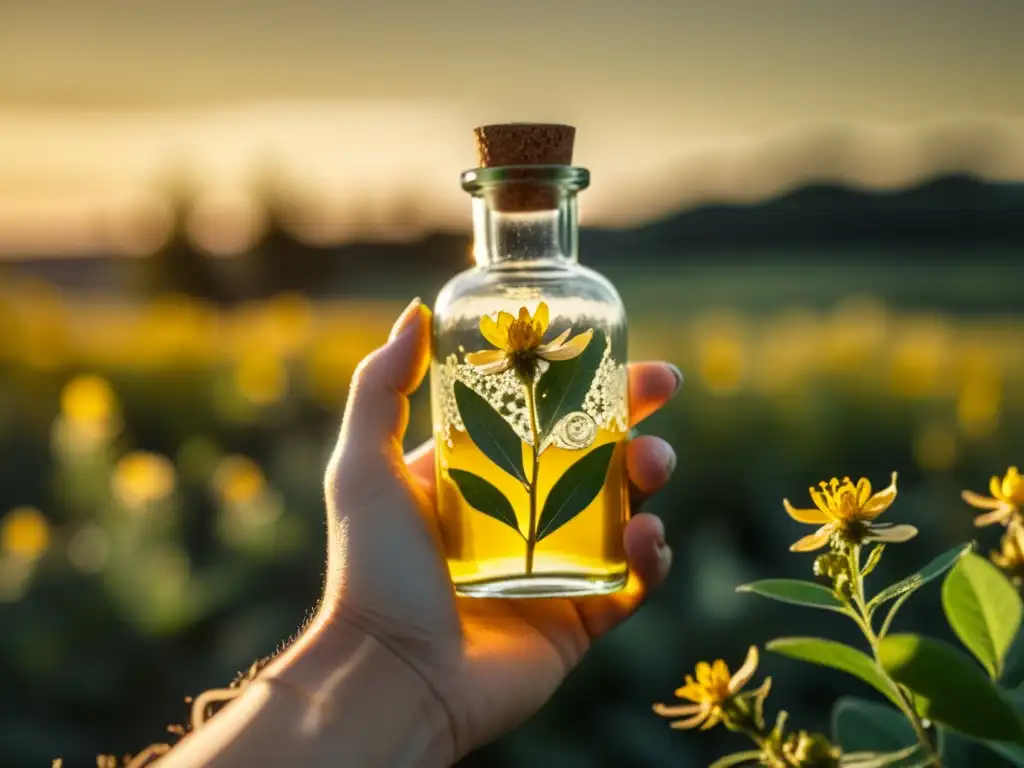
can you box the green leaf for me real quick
[839,746,925,768]
[942,725,1024,766]
[454,381,527,484]
[448,469,521,536]
[535,442,616,541]
[708,752,762,768]
[737,579,847,612]
[942,552,1023,679]
[767,637,902,707]
[535,328,605,439]
[833,697,917,752]
[868,544,973,613]
[878,633,1024,744]
[984,740,1024,766]
[832,697,919,767]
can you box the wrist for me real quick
[260,614,456,768]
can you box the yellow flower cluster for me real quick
[784,473,917,552]
[653,646,761,731]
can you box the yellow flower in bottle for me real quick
[465,302,593,377]
[784,473,917,552]
[652,646,759,730]
[962,466,1024,528]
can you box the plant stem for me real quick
[846,544,940,767]
[524,380,541,576]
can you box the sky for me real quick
[1,0,1023,253]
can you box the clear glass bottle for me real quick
[430,164,630,598]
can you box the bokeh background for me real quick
[2,1,1024,765]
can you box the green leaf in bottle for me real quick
[535,442,617,541]
[448,469,521,536]
[535,328,606,440]
[453,380,527,485]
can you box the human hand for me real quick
[257,298,681,766]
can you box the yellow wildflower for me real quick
[784,473,917,552]
[653,646,759,730]
[991,523,1024,583]
[111,451,176,511]
[962,466,1023,528]
[1,506,50,560]
[465,302,593,377]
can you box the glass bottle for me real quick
[430,154,630,598]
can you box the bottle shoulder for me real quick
[433,263,624,315]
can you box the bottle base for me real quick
[454,571,628,599]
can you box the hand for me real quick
[271,298,681,761]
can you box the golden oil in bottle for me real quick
[430,124,630,597]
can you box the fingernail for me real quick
[389,298,423,341]
[656,541,672,571]
[668,364,683,394]
[666,446,678,475]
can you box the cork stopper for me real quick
[472,123,576,211]
[473,123,575,168]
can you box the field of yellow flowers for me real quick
[1,275,1023,766]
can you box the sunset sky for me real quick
[2,0,1023,252]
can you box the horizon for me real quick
[2,1,1024,256]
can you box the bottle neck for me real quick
[471,191,579,268]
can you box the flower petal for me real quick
[974,505,1014,527]
[473,358,513,376]
[789,524,835,552]
[1004,467,1021,500]
[710,659,730,688]
[673,682,706,702]
[480,314,511,350]
[962,489,1005,510]
[856,477,872,506]
[699,708,723,730]
[728,646,759,693]
[867,523,918,544]
[863,472,898,517]
[465,349,506,366]
[694,661,713,687]
[536,328,571,353]
[538,328,594,361]
[532,302,549,335]
[809,486,833,518]
[991,474,1004,501]
[783,498,829,524]
[652,702,703,718]
[669,706,712,730]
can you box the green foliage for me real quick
[831,698,918,766]
[453,381,527,484]
[536,442,616,541]
[737,579,847,612]
[867,544,973,615]
[767,637,902,707]
[942,552,1024,679]
[878,633,1024,745]
[535,329,605,439]
[448,469,521,536]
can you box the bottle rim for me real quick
[460,166,590,194]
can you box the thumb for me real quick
[329,298,432,483]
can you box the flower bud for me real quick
[782,730,841,767]
[833,573,854,601]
